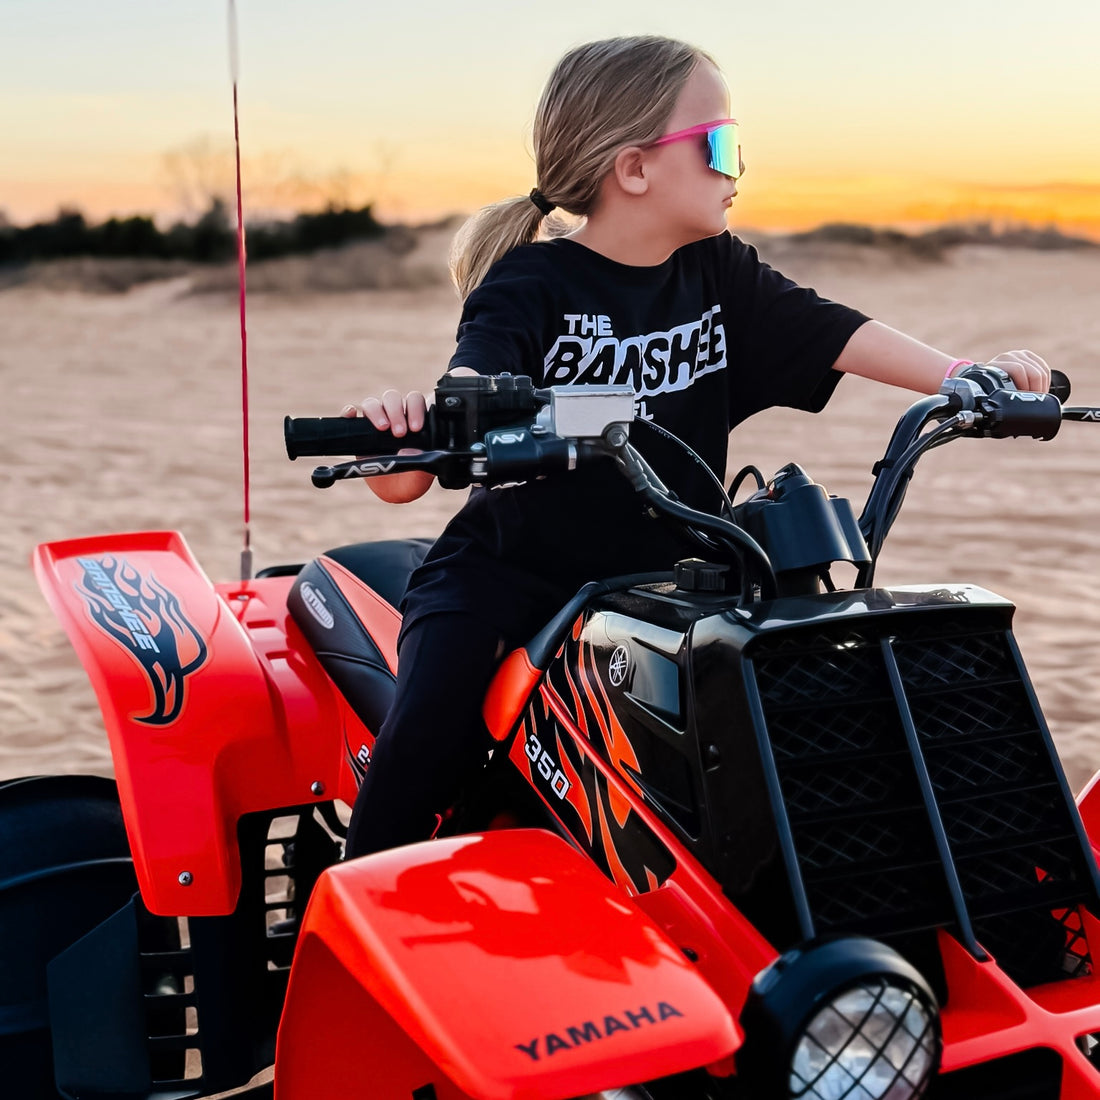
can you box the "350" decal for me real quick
[524,731,571,800]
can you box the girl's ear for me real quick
[612,146,649,196]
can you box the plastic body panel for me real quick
[487,600,780,1034]
[34,531,373,915]
[275,830,738,1100]
[1077,770,1100,852]
[935,923,1100,1093]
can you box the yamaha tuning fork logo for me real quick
[608,645,630,687]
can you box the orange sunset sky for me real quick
[4,0,1100,239]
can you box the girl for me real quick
[342,35,1050,858]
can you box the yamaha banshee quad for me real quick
[9,366,1100,1100]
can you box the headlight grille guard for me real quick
[743,608,1100,990]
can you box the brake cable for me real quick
[859,413,972,586]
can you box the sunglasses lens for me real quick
[707,123,743,179]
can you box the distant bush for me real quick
[246,205,386,260]
[789,220,1097,256]
[789,223,944,260]
[0,200,385,265]
[918,221,1097,251]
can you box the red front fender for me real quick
[276,829,739,1100]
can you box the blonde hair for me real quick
[449,36,713,300]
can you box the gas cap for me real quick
[674,559,731,593]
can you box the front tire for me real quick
[0,774,138,1098]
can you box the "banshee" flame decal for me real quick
[74,555,209,725]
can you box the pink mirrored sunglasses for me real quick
[647,119,744,180]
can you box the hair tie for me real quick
[529,188,556,216]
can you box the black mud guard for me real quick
[48,898,151,1099]
[0,775,137,1099]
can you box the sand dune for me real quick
[3,240,1100,790]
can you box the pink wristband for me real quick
[944,358,974,381]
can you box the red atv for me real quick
[8,369,1100,1099]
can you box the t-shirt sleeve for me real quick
[447,249,555,378]
[718,234,871,425]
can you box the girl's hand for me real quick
[984,350,1051,394]
[340,390,434,504]
[341,388,429,438]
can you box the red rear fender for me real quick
[34,531,368,915]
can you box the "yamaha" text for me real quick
[514,1001,683,1061]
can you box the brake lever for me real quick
[311,450,471,489]
[1061,406,1100,423]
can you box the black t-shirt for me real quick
[401,232,870,641]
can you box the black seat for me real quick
[287,539,433,776]
[319,538,434,610]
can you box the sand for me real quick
[3,239,1100,790]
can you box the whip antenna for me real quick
[228,0,252,581]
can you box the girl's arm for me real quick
[834,320,1051,394]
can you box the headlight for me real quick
[738,937,941,1100]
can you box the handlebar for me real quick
[284,415,434,460]
[285,366,1097,603]
[284,374,643,490]
[285,373,548,488]
[855,366,1089,585]
[1049,370,1072,404]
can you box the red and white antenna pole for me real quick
[228,0,252,582]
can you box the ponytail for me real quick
[449,195,547,302]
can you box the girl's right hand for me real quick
[340,389,434,504]
[341,388,429,439]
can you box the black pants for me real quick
[344,613,506,859]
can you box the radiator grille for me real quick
[749,614,1097,987]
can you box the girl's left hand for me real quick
[985,350,1051,394]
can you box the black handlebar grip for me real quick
[284,416,433,460]
[1048,369,1071,403]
